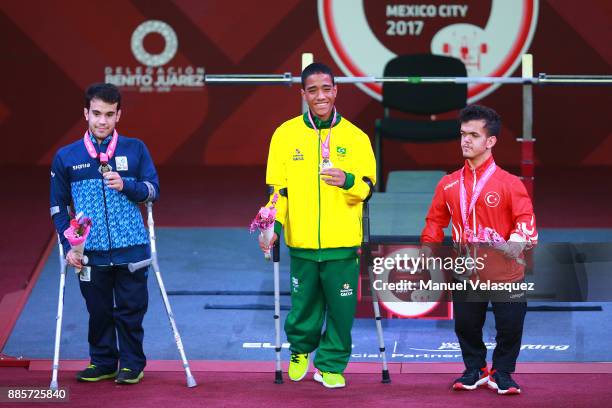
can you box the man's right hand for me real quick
[419,245,433,259]
[259,233,278,252]
[66,249,83,268]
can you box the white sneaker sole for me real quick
[488,378,521,395]
[452,376,488,390]
[313,371,345,388]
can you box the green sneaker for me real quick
[76,364,118,382]
[115,368,144,384]
[314,370,346,388]
[288,353,309,381]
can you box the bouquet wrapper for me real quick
[250,193,278,261]
[71,242,85,261]
[63,225,91,272]
[260,225,275,261]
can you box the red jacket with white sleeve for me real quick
[421,155,537,281]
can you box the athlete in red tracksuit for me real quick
[421,105,537,395]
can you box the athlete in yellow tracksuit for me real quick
[260,63,376,388]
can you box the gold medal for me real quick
[320,158,333,170]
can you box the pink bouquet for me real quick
[250,194,278,260]
[464,226,504,246]
[466,226,525,265]
[481,227,507,249]
[63,212,92,270]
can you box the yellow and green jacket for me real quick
[265,112,376,261]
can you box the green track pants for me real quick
[284,256,359,373]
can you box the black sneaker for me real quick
[452,367,489,390]
[115,368,144,384]
[76,364,118,382]
[488,370,521,395]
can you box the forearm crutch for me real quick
[273,240,283,384]
[146,202,197,388]
[267,186,285,384]
[50,235,68,390]
[362,179,391,383]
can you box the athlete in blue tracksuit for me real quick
[50,83,159,384]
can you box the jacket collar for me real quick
[303,110,342,129]
[88,130,113,146]
[464,154,495,177]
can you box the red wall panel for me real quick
[0,0,610,168]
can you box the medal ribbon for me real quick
[83,129,118,164]
[459,160,496,240]
[307,108,337,160]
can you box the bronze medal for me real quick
[99,162,113,174]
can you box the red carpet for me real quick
[1,367,610,407]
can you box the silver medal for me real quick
[320,159,333,169]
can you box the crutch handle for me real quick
[128,258,153,273]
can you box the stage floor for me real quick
[4,228,612,364]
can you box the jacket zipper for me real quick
[97,142,114,265]
[317,128,322,258]
[472,167,477,232]
[471,167,477,261]
[101,182,114,265]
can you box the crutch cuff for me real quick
[362,177,374,202]
[274,221,283,236]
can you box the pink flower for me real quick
[249,194,279,233]
[63,213,93,245]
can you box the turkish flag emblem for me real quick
[485,191,501,208]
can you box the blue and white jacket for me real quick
[50,132,159,266]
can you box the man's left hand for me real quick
[503,241,526,260]
[104,171,124,191]
[320,168,346,187]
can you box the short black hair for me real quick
[85,83,122,110]
[458,104,501,137]
[301,62,335,89]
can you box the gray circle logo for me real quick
[131,20,178,67]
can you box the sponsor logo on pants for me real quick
[340,282,353,297]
